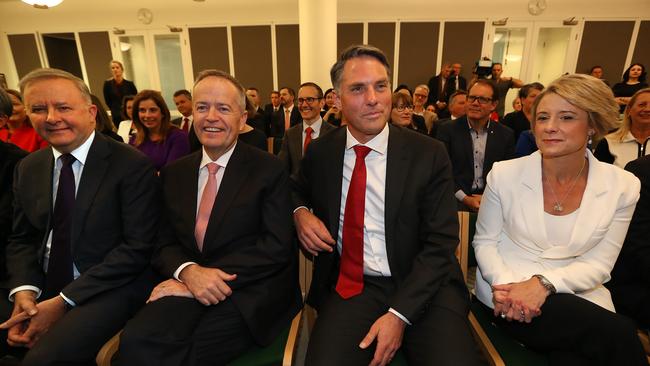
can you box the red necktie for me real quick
[303,127,313,155]
[336,145,372,299]
[195,163,219,251]
[182,117,189,132]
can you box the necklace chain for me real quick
[544,158,586,212]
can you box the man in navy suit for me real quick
[436,80,515,211]
[0,68,159,365]
[293,45,481,366]
[117,69,301,366]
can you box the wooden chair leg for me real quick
[282,310,304,366]
[96,331,122,366]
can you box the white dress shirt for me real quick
[9,131,96,305]
[173,142,237,279]
[302,117,323,152]
[338,124,410,324]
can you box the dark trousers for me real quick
[117,296,254,366]
[305,276,484,366]
[0,269,155,366]
[610,282,650,330]
[484,293,649,366]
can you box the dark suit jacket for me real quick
[153,142,302,345]
[608,155,650,324]
[171,117,201,153]
[292,125,466,323]
[0,142,27,281]
[278,121,336,178]
[443,75,467,103]
[5,133,159,304]
[263,104,280,137]
[247,107,268,135]
[436,117,515,196]
[269,107,301,155]
[426,74,446,106]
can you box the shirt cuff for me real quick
[8,286,41,302]
[60,292,76,307]
[454,190,467,202]
[293,206,309,214]
[174,262,197,281]
[388,308,411,325]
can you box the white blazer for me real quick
[473,150,640,311]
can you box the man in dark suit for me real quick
[293,45,481,365]
[443,62,468,104]
[270,87,301,154]
[436,80,515,212]
[0,68,159,365]
[608,155,650,329]
[278,82,336,178]
[426,62,451,114]
[429,90,467,139]
[117,69,302,366]
[172,89,201,152]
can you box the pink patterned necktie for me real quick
[195,162,219,251]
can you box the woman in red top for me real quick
[0,89,48,152]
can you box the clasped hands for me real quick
[0,291,66,348]
[492,277,549,323]
[147,264,237,306]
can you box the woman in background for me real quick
[130,90,189,171]
[473,74,647,365]
[594,88,650,168]
[0,89,47,152]
[389,92,427,134]
[322,88,341,127]
[103,60,137,124]
[90,94,123,142]
[117,95,136,143]
[612,63,648,114]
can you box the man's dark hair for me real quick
[280,87,295,98]
[518,82,545,99]
[330,45,391,92]
[448,90,468,105]
[469,79,499,101]
[0,88,13,118]
[589,65,603,74]
[173,89,192,100]
[299,82,323,98]
[247,87,259,93]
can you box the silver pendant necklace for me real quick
[544,158,586,212]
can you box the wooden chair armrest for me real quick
[282,310,304,366]
[468,311,504,366]
[96,330,122,366]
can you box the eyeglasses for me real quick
[467,95,493,105]
[297,97,322,104]
[394,105,413,112]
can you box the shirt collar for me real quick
[345,123,389,155]
[284,105,294,113]
[52,130,95,165]
[200,141,237,170]
[303,117,323,133]
[466,118,490,133]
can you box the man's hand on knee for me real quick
[8,296,66,348]
[179,264,236,306]
[359,312,406,366]
[1,290,39,347]
[147,279,194,303]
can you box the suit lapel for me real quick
[289,126,303,161]
[326,129,346,238]
[179,151,202,251]
[33,149,55,254]
[71,134,110,250]
[202,143,249,253]
[520,152,550,250]
[384,125,409,267]
[456,118,474,170]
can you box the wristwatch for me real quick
[532,274,556,295]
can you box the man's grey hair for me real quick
[330,45,391,92]
[19,68,92,104]
[193,69,247,111]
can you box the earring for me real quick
[587,132,594,146]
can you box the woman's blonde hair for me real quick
[531,74,620,141]
[610,88,650,142]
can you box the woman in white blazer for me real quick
[473,74,648,365]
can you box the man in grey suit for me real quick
[278,82,336,177]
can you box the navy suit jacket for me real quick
[436,117,515,196]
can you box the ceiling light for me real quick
[21,0,63,9]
